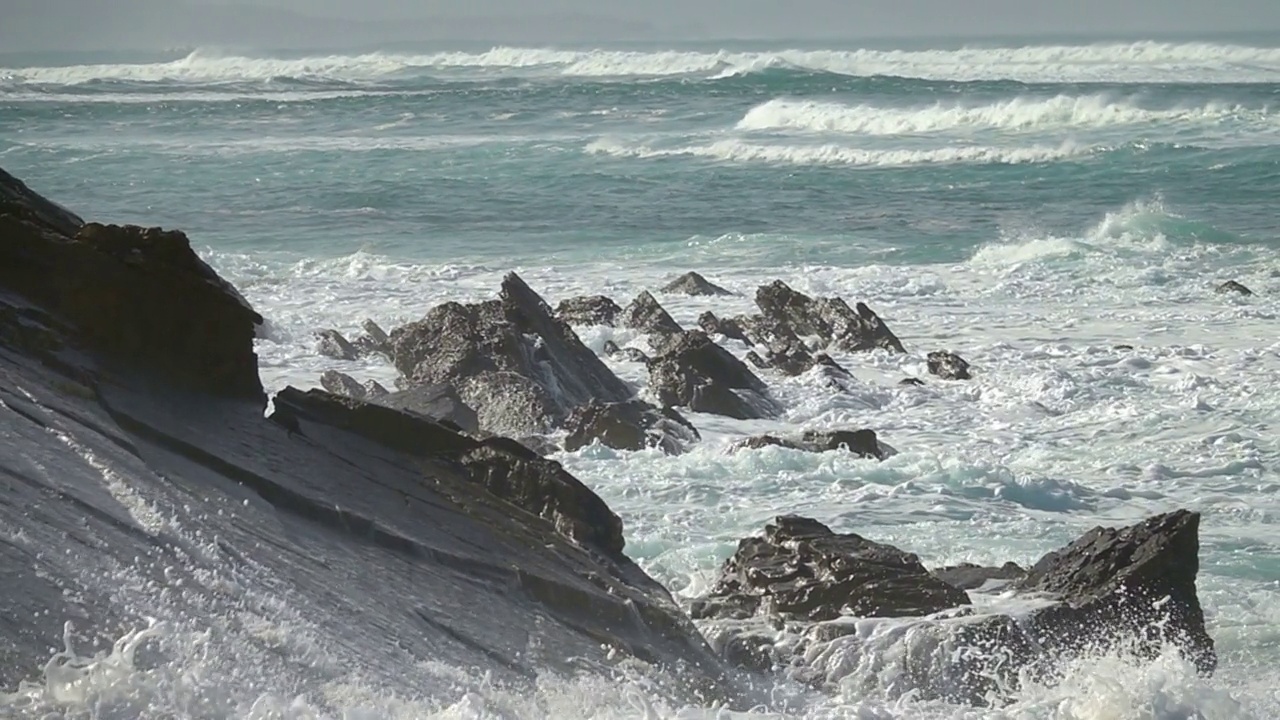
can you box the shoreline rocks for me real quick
[648,330,779,419]
[661,271,734,297]
[927,351,971,380]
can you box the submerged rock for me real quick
[692,515,970,622]
[647,330,779,419]
[556,295,622,327]
[747,280,905,354]
[563,399,700,455]
[388,273,633,436]
[661,271,734,297]
[620,291,683,335]
[927,350,971,380]
[603,339,650,363]
[1216,280,1253,296]
[899,377,925,386]
[733,429,885,460]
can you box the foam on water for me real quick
[7,40,1280,87]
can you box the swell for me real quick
[7,40,1280,89]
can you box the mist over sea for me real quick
[3,32,1280,718]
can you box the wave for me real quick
[7,40,1280,87]
[586,137,1099,167]
[737,95,1278,136]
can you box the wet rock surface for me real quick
[603,339,650,363]
[620,291,683,335]
[647,330,779,419]
[316,329,360,361]
[1216,280,1253,296]
[745,280,905,354]
[661,271,734,297]
[733,429,885,459]
[368,382,481,433]
[556,295,623,327]
[562,399,701,455]
[388,273,633,436]
[932,562,1026,591]
[927,350,972,380]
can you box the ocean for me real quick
[2,33,1280,718]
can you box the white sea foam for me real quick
[737,96,1279,136]
[586,137,1096,167]
[7,40,1280,87]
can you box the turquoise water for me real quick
[4,36,1280,718]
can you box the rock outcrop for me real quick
[647,330,779,419]
[0,186,264,400]
[733,429,885,459]
[316,329,360,360]
[388,273,633,436]
[927,351,971,380]
[661,271,734,297]
[563,399,700,455]
[620,291,683,335]
[697,511,1216,689]
[740,280,905,354]
[352,319,392,357]
[1216,280,1253,296]
[691,515,970,622]
[556,295,622,327]
[745,344,850,379]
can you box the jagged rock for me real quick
[698,311,750,344]
[732,429,885,460]
[691,515,970,622]
[749,343,850,378]
[927,351,971,380]
[556,295,622,327]
[1216,280,1253,296]
[0,198,263,400]
[1019,510,1215,675]
[563,399,701,455]
[370,382,481,434]
[320,369,367,399]
[352,319,392,357]
[932,562,1026,591]
[316,329,359,361]
[899,377,925,386]
[603,339,650,363]
[363,379,389,398]
[647,330,779,420]
[661,271,734,297]
[388,273,633,436]
[620,291,683,335]
[749,280,905,354]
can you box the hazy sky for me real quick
[6,0,1280,51]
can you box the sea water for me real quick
[2,34,1280,719]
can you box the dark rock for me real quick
[603,339,649,363]
[692,515,970,622]
[620,291,683,335]
[1216,280,1253,296]
[698,311,750,344]
[563,399,701,455]
[352,319,392,358]
[316,329,359,361]
[320,369,367,399]
[556,295,622,327]
[363,379,389,398]
[751,280,904,354]
[647,330,779,419]
[388,273,633,436]
[0,199,263,400]
[927,351,971,380]
[754,343,851,379]
[273,388,625,556]
[733,429,885,460]
[744,351,767,369]
[899,377,925,386]
[1019,510,1216,675]
[1112,344,1134,351]
[933,562,1026,591]
[370,382,481,434]
[661,271,734,297]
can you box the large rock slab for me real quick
[563,399,700,455]
[647,330,779,420]
[738,280,904,354]
[692,515,970,622]
[388,273,633,436]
